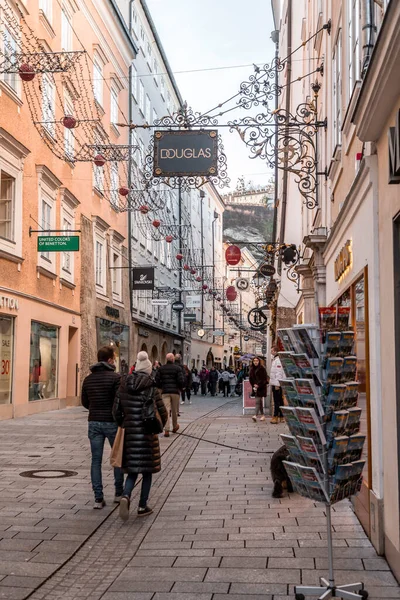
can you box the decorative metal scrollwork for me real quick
[238,58,284,110]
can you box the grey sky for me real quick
[146,0,276,191]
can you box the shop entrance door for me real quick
[67,327,79,397]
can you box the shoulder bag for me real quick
[141,386,164,434]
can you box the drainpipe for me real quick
[128,2,134,321]
[278,0,292,275]
[271,28,279,245]
[361,0,376,77]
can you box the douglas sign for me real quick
[153,130,218,177]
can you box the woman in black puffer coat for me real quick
[113,351,167,521]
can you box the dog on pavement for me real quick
[270,445,294,498]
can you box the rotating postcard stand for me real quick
[277,316,368,600]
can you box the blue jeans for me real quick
[123,473,152,508]
[88,421,124,501]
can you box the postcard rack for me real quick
[277,311,369,600]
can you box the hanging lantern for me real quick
[94,154,106,167]
[119,186,130,197]
[152,219,161,228]
[176,253,183,261]
[62,115,77,129]
[226,285,237,302]
[18,63,35,81]
[225,245,241,266]
[190,269,197,275]
[165,235,173,243]
[139,205,149,214]
[183,264,190,271]
[196,276,202,282]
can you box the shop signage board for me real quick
[244,335,250,341]
[334,240,352,281]
[172,301,185,312]
[105,306,120,319]
[186,295,201,308]
[236,278,249,291]
[0,295,19,310]
[183,313,196,322]
[151,298,169,306]
[132,267,155,290]
[153,130,218,177]
[213,330,225,336]
[37,236,79,252]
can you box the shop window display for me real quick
[29,321,59,401]
[0,316,13,404]
[96,318,129,374]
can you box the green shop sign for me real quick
[37,235,80,252]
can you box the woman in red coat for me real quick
[249,357,269,422]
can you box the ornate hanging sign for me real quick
[153,130,218,177]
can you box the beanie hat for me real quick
[135,351,152,375]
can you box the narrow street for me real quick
[0,399,397,600]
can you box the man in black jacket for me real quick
[81,346,124,509]
[155,353,184,437]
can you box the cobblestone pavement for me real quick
[0,397,399,600]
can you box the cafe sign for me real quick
[153,130,218,177]
[334,240,352,282]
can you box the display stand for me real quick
[277,317,369,600]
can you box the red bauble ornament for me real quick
[190,269,196,275]
[183,264,190,271]
[62,115,77,129]
[202,284,208,290]
[225,245,241,266]
[226,285,237,301]
[119,186,130,196]
[176,253,183,261]
[18,64,35,81]
[139,205,149,214]
[196,276,202,282]
[152,219,161,228]
[165,235,173,243]
[94,154,106,167]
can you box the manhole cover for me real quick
[20,469,77,479]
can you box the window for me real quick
[0,316,14,405]
[61,8,73,51]
[160,76,165,98]
[39,0,52,22]
[138,137,145,164]
[147,41,152,62]
[152,108,158,125]
[139,80,145,114]
[131,5,139,35]
[348,0,361,99]
[93,57,103,106]
[131,65,138,101]
[153,58,158,78]
[42,75,55,136]
[0,171,15,242]
[333,31,342,149]
[64,93,74,160]
[167,90,171,113]
[3,27,18,92]
[95,239,104,287]
[29,321,59,401]
[93,164,104,194]
[111,88,119,125]
[111,251,121,299]
[145,94,151,124]
[62,216,72,273]
[110,162,119,209]
[140,26,145,44]
[41,198,52,260]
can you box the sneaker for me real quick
[137,505,153,517]
[114,495,122,504]
[172,424,180,434]
[260,416,266,421]
[252,415,257,422]
[164,431,170,437]
[279,417,285,423]
[188,400,192,405]
[119,496,130,521]
[180,401,185,405]
[271,416,279,424]
[93,499,106,509]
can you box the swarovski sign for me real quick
[153,130,218,177]
[132,267,155,290]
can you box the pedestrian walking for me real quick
[209,366,219,396]
[249,356,269,422]
[220,367,230,397]
[155,353,184,437]
[113,351,167,520]
[181,365,193,404]
[192,369,200,395]
[270,346,285,423]
[228,368,237,396]
[199,366,209,395]
[81,346,124,509]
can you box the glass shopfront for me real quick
[29,321,59,401]
[0,315,14,404]
[96,318,129,374]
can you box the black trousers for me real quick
[272,386,284,417]
[222,381,229,397]
[200,381,207,395]
[209,381,217,396]
[181,388,191,402]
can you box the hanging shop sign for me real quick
[183,313,197,322]
[186,295,202,308]
[37,236,79,252]
[243,335,250,341]
[151,298,169,307]
[259,263,276,277]
[153,130,218,177]
[172,300,185,312]
[226,286,238,302]
[105,306,120,319]
[197,329,205,338]
[236,277,249,291]
[213,330,225,337]
[225,245,241,265]
[132,267,155,290]
[334,240,352,282]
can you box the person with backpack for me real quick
[113,351,167,520]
